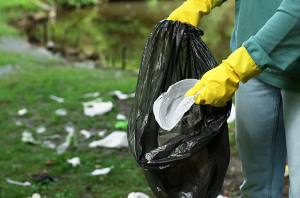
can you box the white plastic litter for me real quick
[42,140,56,149]
[55,109,67,116]
[217,195,228,198]
[36,126,46,134]
[31,193,41,198]
[83,92,100,97]
[22,130,41,144]
[57,142,69,154]
[18,108,28,116]
[15,121,22,126]
[113,90,135,100]
[65,125,75,133]
[67,157,80,167]
[43,134,62,139]
[49,95,64,103]
[98,129,107,137]
[117,114,127,120]
[82,98,103,107]
[80,130,91,139]
[89,131,128,148]
[6,178,31,186]
[153,79,202,131]
[83,101,113,117]
[91,167,112,175]
[227,103,236,123]
[128,192,150,198]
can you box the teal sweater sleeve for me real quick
[243,0,300,72]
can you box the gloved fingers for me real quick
[186,80,204,97]
[194,85,207,105]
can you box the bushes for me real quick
[55,0,98,9]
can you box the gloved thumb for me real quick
[186,80,204,97]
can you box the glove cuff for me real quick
[167,0,223,27]
[223,45,261,83]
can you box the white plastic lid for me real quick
[153,79,202,131]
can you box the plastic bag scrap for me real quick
[128,20,231,198]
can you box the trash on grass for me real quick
[80,130,92,139]
[83,92,100,97]
[98,129,107,137]
[227,103,236,123]
[83,101,113,117]
[113,90,135,100]
[82,98,103,107]
[217,195,228,198]
[15,121,22,126]
[117,114,127,120]
[115,120,128,130]
[57,142,69,154]
[128,192,150,198]
[42,140,56,149]
[43,134,62,140]
[66,132,77,148]
[29,193,41,198]
[33,173,59,183]
[89,131,128,148]
[49,95,64,103]
[6,178,31,186]
[22,130,41,144]
[91,166,114,175]
[67,157,80,167]
[18,108,28,116]
[65,125,75,133]
[36,126,46,134]
[55,109,67,116]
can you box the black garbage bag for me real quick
[128,20,231,198]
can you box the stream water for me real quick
[47,1,183,68]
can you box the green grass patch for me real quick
[0,50,154,198]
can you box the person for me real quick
[167,0,300,197]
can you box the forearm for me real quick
[243,0,300,72]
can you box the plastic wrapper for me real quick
[128,20,231,198]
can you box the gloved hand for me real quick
[186,46,262,106]
[167,0,223,27]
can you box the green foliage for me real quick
[0,0,40,11]
[56,0,98,8]
[200,1,235,63]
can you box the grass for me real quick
[0,49,155,198]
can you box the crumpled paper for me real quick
[18,108,28,116]
[6,178,31,187]
[91,166,114,175]
[67,157,80,167]
[80,130,92,139]
[49,95,64,103]
[128,192,150,198]
[113,90,135,100]
[22,130,41,144]
[83,92,100,97]
[89,131,128,148]
[83,100,113,117]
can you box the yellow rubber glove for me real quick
[186,46,262,106]
[167,0,223,27]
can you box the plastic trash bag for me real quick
[128,20,231,198]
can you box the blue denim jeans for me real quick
[235,77,300,198]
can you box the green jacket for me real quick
[224,0,300,93]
